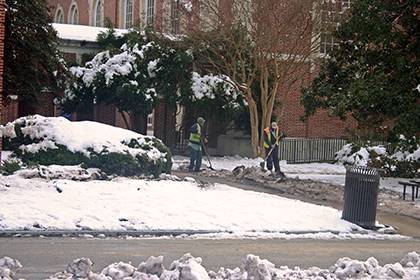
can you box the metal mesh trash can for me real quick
[342,166,380,229]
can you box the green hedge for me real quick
[2,120,172,177]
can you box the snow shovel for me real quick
[260,145,276,170]
[201,139,216,171]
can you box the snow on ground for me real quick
[0,174,360,234]
[172,156,413,194]
[0,150,12,162]
[3,252,420,280]
[172,155,346,175]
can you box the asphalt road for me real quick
[2,237,420,279]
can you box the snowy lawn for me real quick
[0,173,362,235]
[172,156,414,194]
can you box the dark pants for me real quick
[265,146,280,173]
[189,147,202,171]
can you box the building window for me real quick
[69,4,79,24]
[94,0,104,27]
[319,0,351,55]
[55,8,64,23]
[320,33,337,54]
[170,0,180,33]
[146,0,155,26]
[341,0,351,9]
[124,0,133,28]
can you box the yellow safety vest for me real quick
[189,124,202,144]
[263,127,279,148]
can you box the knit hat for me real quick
[271,122,278,129]
[197,117,206,126]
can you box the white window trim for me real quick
[55,7,65,23]
[143,0,155,26]
[315,0,352,56]
[68,3,79,25]
[123,0,134,29]
[93,0,104,27]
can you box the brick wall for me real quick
[0,0,4,156]
[48,0,147,28]
[275,61,357,138]
[3,100,18,124]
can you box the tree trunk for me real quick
[259,80,280,154]
[247,97,260,157]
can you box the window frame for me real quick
[94,0,104,27]
[124,0,134,29]
[318,0,351,55]
[55,7,65,23]
[68,4,79,25]
[145,0,155,26]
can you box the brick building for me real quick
[43,0,356,155]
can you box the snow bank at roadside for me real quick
[3,251,419,280]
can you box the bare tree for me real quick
[186,0,323,157]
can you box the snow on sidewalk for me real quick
[0,174,360,235]
[172,156,412,194]
[172,155,346,175]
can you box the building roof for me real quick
[52,23,128,42]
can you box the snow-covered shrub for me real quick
[335,143,386,166]
[0,115,171,177]
[0,159,22,175]
[335,138,419,178]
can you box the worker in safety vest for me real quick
[263,122,285,176]
[188,117,207,172]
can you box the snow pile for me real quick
[0,256,22,279]
[101,262,137,279]
[48,254,209,280]
[162,254,210,280]
[12,165,104,181]
[39,252,420,280]
[0,115,171,176]
[138,256,164,276]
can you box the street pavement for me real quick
[2,237,420,279]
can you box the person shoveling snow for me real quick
[261,121,286,178]
[188,117,209,172]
